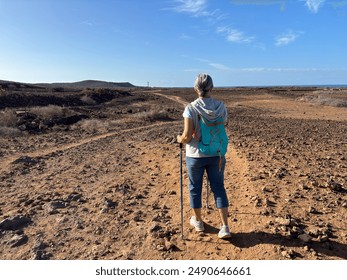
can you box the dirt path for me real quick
[144,90,189,106]
[144,90,258,242]
[0,121,180,173]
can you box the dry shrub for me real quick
[0,109,17,127]
[0,89,8,97]
[133,109,169,121]
[106,99,119,106]
[297,95,347,107]
[30,105,68,119]
[71,119,109,132]
[80,95,96,105]
[0,126,21,137]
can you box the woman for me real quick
[177,73,231,239]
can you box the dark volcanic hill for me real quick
[0,79,135,89]
[35,80,135,88]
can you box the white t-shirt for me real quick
[183,97,227,158]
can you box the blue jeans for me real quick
[186,156,229,209]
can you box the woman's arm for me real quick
[177,117,194,144]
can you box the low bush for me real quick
[0,108,17,127]
[80,95,97,105]
[0,126,22,137]
[133,109,169,122]
[71,119,110,132]
[30,105,69,119]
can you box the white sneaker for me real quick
[190,216,205,232]
[218,225,231,239]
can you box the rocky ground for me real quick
[0,83,346,260]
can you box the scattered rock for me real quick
[149,223,162,233]
[280,249,295,259]
[31,241,51,260]
[298,233,312,243]
[262,186,272,192]
[275,217,291,226]
[0,215,32,231]
[308,206,320,214]
[164,240,180,251]
[44,200,68,214]
[273,167,288,179]
[104,198,117,209]
[300,183,310,190]
[12,156,40,166]
[7,234,28,247]
[326,180,343,192]
[318,235,329,242]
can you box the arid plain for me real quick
[0,81,346,260]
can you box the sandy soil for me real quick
[0,85,346,260]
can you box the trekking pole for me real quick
[206,176,210,209]
[179,143,184,240]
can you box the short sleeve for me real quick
[183,104,193,119]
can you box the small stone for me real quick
[104,198,117,209]
[275,217,291,226]
[300,184,310,190]
[281,250,288,257]
[164,240,178,251]
[149,223,162,233]
[7,234,28,247]
[262,186,272,192]
[308,206,319,214]
[318,235,329,242]
[0,215,32,231]
[298,233,312,243]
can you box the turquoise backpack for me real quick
[198,115,228,157]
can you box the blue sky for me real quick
[0,0,346,87]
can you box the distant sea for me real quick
[219,84,347,88]
[301,84,347,88]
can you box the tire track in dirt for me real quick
[143,90,189,106]
[0,121,180,173]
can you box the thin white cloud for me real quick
[302,0,326,13]
[169,0,227,21]
[195,58,210,63]
[230,0,284,3]
[193,57,230,71]
[217,26,255,43]
[331,1,347,8]
[81,20,94,26]
[230,0,287,11]
[180,33,191,40]
[209,63,230,70]
[239,67,322,72]
[171,0,209,17]
[275,30,302,46]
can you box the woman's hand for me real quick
[177,118,193,144]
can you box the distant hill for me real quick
[35,80,136,88]
[0,79,136,89]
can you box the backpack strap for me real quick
[200,115,225,127]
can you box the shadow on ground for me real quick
[229,231,347,259]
